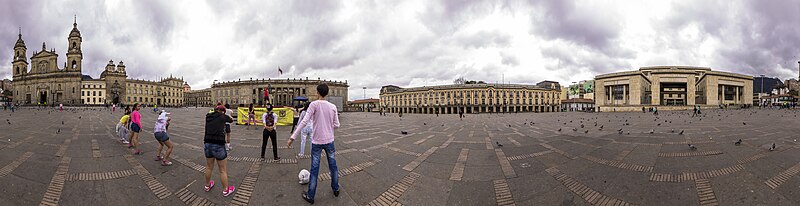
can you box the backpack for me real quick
[265,112,275,127]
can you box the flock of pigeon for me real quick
[396,108,794,152]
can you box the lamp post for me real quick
[363,87,366,100]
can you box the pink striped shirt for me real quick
[291,100,339,145]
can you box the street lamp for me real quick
[363,87,366,100]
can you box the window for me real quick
[612,85,625,100]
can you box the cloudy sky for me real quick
[2,0,799,100]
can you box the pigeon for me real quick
[584,130,589,134]
[618,130,623,134]
[769,143,776,151]
[401,131,408,135]
[657,123,661,126]
[508,124,512,128]
[423,123,426,125]
[649,129,654,134]
[557,128,562,132]
[599,125,604,129]
[580,124,584,128]
[688,144,697,150]
[679,130,684,135]
[57,129,60,134]
[496,142,503,147]
[742,122,746,125]
[734,139,742,146]
[62,121,64,125]
[441,124,444,127]
[572,128,578,132]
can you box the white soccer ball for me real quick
[298,169,310,184]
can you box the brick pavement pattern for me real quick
[0,107,799,205]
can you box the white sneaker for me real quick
[226,143,232,151]
[122,141,130,144]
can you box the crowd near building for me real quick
[379,81,562,114]
[9,19,185,106]
[594,66,754,112]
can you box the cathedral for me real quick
[10,18,185,106]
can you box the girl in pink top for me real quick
[129,103,142,155]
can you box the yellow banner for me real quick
[237,107,294,126]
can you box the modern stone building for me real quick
[379,81,562,114]
[10,19,185,106]
[594,66,753,112]
[209,78,349,107]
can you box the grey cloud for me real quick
[527,0,623,54]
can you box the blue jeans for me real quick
[307,142,339,200]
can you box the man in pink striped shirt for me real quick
[288,84,340,204]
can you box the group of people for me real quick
[115,103,175,166]
[110,83,341,203]
[201,83,341,203]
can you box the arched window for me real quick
[16,67,20,74]
[58,84,61,90]
[72,42,76,49]
[71,60,77,69]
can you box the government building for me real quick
[200,78,349,107]
[9,19,185,106]
[379,81,562,114]
[594,66,753,112]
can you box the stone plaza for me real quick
[0,107,799,205]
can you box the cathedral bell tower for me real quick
[66,15,82,72]
[12,27,28,78]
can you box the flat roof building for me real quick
[380,81,562,114]
[595,66,753,112]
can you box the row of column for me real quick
[386,105,557,114]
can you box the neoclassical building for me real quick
[379,81,562,114]
[209,78,349,107]
[10,19,185,106]
[594,66,753,112]
[185,88,212,107]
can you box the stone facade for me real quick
[10,19,185,106]
[80,79,106,105]
[380,81,562,114]
[184,88,212,107]
[595,66,753,112]
[210,78,349,107]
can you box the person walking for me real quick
[203,104,235,196]
[261,104,280,161]
[287,84,341,204]
[153,111,174,166]
[129,103,142,154]
[59,103,63,112]
[224,104,233,151]
[296,102,313,158]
